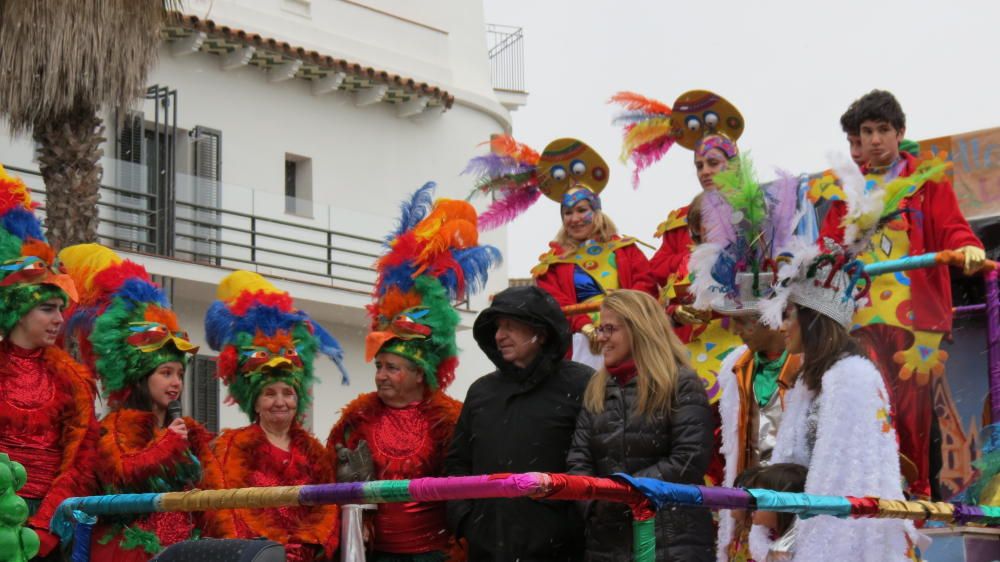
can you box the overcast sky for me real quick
[481,0,1000,277]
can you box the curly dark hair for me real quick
[839,100,860,135]
[852,89,906,132]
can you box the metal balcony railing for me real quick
[7,163,475,310]
[486,24,525,93]
[6,163,382,294]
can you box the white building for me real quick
[0,0,527,437]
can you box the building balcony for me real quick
[5,159,478,327]
[486,24,527,112]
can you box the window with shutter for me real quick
[190,126,222,265]
[189,355,220,433]
[112,112,155,252]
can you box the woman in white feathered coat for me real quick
[765,302,926,562]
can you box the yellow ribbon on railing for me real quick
[159,486,303,512]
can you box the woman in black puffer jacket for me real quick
[567,289,715,561]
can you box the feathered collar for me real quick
[96,409,211,492]
[207,422,337,555]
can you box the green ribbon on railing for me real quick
[632,517,656,562]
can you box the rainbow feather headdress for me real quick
[59,243,198,403]
[610,90,745,188]
[367,182,501,391]
[205,271,348,420]
[463,136,610,230]
[759,153,951,328]
[689,155,803,316]
[0,164,78,335]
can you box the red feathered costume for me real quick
[88,411,220,562]
[820,151,984,498]
[328,391,462,557]
[0,342,98,556]
[203,423,339,561]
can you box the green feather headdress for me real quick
[59,244,198,403]
[204,271,348,420]
[365,183,501,391]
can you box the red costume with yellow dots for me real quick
[819,151,983,499]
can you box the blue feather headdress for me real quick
[366,184,501,391]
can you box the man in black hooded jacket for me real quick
[445,285,592,561]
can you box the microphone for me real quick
[165,400,183,426]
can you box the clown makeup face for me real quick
[10,297,64,349]
[847,133,866,167]
[859,119,904,168]
[255,381,298,429]
[694,147,729,191]
[780,305,803,355]
[374,352,425,407]
[562,199,597,243]
[147,361,184,414]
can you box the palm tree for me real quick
[0,0,179,249]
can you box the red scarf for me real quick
[606,358,638,386]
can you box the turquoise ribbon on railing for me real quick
[749,489,853,518]
[51,493,160,543]
[862,252,939,277]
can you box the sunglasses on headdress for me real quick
[127,322,199,354]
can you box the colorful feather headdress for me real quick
[367,182,501,391]
[0,164,78,335]
[758,152,951,329]
[59,243,198,403]
[688,155,803,315]
[464,136,610,230]
[610,89,745,188]
[205,271,348,420]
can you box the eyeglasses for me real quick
[596,323,622,337]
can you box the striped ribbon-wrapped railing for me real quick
[53,473,1000,562]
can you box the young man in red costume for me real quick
[328,185,499,561]
[821,89,985,499]
[0,164,98,559]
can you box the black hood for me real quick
[473,285,570,372]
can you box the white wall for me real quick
[182,0,499,101]
[0,0,516,437]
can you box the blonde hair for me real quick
[583,290,691,416]
[553,208,619,254]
